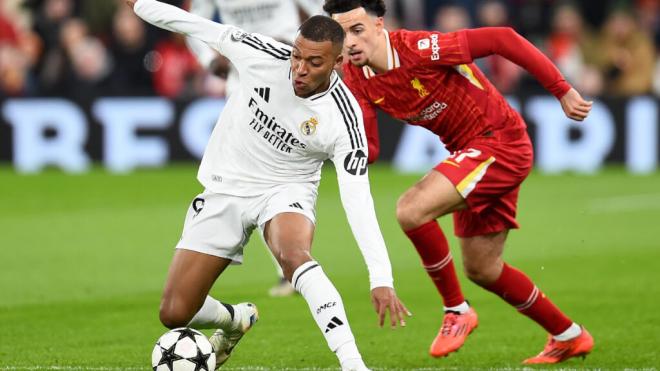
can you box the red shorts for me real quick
[434,130,533,238]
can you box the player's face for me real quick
[291,36,342,98]
[332,7,383,67]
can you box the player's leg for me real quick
[159,249,232,329]
[164,191,260,366]
[458,205,592,364]
[263,212,368,371]
[259,234,295,297]
[396,168,477,357]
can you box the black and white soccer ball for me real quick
[152,327,216,371]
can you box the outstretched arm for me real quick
[128,0,227,54]
[185,0,223,72]
[335,178,411,327]
[464,27,592,121]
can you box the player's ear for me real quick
[374,16,384,33]
[334,53,343,69]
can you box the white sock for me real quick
[187,295,234,330]
[553,322,582,341]
[292,261,362,365]
[444,301,470,314]
[336,342,366,370]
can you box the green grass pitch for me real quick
[1,165,659,370]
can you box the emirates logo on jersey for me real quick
[411,78,430,98]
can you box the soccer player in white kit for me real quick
[129,1,409,370]
[186,0,326,296]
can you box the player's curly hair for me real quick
[323,0,387,17]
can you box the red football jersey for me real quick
[343,29,534,154]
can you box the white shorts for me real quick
[175,183,318,264]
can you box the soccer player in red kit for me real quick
[324,0,595,365]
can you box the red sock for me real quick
[485,263,572,335]
[405,221,465,307]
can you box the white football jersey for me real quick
[134,0,394,289]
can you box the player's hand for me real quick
[370,287,412,328]
[560,88,592,122]
[126,0,136,9]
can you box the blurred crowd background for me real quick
[1,0,660,100]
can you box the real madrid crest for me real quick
[300,117,318,136]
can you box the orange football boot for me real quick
[429,307,478,357]
[523,327,594,364]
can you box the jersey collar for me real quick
[362,29,400,79]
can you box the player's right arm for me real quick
[185,0,221,70]
[131,0,290,67]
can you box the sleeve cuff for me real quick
[369,277,394,290]
[550,80,572,100]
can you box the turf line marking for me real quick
[587,193,660,213]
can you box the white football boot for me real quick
[209,302,259,368]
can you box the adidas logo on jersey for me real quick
[254,87,271,102]
[289,202,303,210]
[324,316,344,333]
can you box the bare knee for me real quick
[463,261,501,286]
[460,233,507,286]
[159,295,193,329]
[462,251,505,286]
[396,192,431,231]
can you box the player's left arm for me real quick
[332,162,411,328]
[463,27,592,121]
[330,111,410,327]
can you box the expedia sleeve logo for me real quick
[343,150,368,176]
[430,33,440,61]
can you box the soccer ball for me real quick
[151,327,216,371]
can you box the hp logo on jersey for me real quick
[344,150,368,176]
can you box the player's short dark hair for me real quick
[323,0,387,17]
[298,15,346,52]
